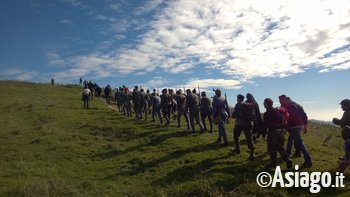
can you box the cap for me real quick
[237,94,244,100]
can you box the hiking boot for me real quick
[339,156,345,161]
[223,142,228,147]
[252,136,257,143]
[230,148,240,154]
[248,154,255,161]
[286,159,293,169]
[215,139,222,144]
[248,149,255,160]
[301,162,312,168]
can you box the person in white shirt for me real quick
[82,86,91,109]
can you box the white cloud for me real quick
[51,0,350,84]
[60,19,72,24]
[1,68,24,76]
[179,78,242,90]
[0,68,37,81]
[16,72,37,81]
[134,0,165,15]
[63,0,81,7]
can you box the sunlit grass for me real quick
[0,80,349,196]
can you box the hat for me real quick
[201,91,206,96]
[237,94,244,100]
[264,98,273,107]
[340,99,350,107]
[214,89,221,95]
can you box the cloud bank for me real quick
[49,0,350,87]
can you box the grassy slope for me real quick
[0,80,349,196]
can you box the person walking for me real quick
[231,94,255,160]
[284,97,312,168]
[212,89,229,146]
[332,99,350,172]
[82,85,91,109]
[262,98,292,169]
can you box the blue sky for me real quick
[1,0,350,121]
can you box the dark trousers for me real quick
[267,129,289,164]
[152,105,162,123]
[233,124,254,151]
[177,110,190,128]
[189,108,204,133]
[287,127,312,164]
[201,109,213,132]
[83,96,89,109]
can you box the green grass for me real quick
[0,80,349,196]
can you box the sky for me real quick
[0,0,350,121]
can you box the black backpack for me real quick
[241,102,257,121]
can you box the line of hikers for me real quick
[81,83,350,172]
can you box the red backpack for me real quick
[274,107,289,127]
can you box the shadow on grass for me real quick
[152,154,234,187]
[91,130,191,160]
[108,142,227,178]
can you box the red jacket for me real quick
[285,101,308,127]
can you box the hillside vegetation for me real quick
[0,80,349,196]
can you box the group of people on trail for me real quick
[80,82,350,172]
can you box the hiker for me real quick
[125,92,133,117]
[132,86,141,119]
[246,93,263,141]
[160,88,172,125]
[284,97,312,168]
[186,89,204,134]
[262,98,292,169]
[231,94,255,160]
[169,89,177,120]
[51,78,55,85]
[87,81,95,100]
[104,84,112,104]
[279,95,301,157]
[139,89,149,120]
[79,77,82,85]
[115,88,121,112]
[175,89,190,129]
[200,91,213,133]
[123,85,130,93]
[212,89,229,146]
[151,92,163,123]
[95,85,102,97]
[332,99,350,173]
[146,89,152,115]
[82,85,91,109]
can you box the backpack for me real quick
[272,107,289,127]
[241,102,257,121]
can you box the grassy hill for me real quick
[0,80,349,196]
